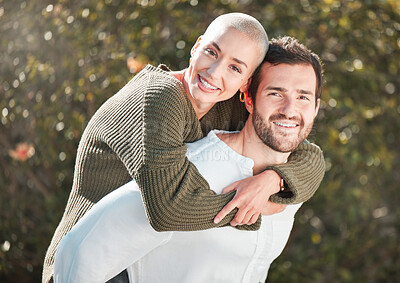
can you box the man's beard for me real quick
[252,108,313,153]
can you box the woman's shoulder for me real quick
[132,64,187,103]
[87,64,188,126]
[134,67,193,119]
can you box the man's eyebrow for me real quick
[211,41,248,68]
[297,89,314,95]
[266,86,314,95]
[266,86,287,92]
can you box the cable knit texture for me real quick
[42,65,325,283]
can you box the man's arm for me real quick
[53,182,173,283]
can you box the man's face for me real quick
[250,63,320,153]
[185,27,261,108]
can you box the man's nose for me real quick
[279,98,297,118]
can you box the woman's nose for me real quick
[206,60,224,80]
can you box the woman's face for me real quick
[184,27,262,113]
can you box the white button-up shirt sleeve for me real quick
[53,181,172,283]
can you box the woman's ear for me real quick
[239,77,251,94]
[190,36,202,57]
[239,80,254,113]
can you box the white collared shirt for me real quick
[54,130,302,283]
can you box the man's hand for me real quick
[213,170,283,226]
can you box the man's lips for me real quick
[198,75,219,91]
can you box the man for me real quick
[54,36,323,283]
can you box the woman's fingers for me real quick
[221,181,239,194]
[214,199,238,224]
[231,209,259,226]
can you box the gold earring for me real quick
[239,92,245,102]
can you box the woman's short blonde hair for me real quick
[203,13,269,66]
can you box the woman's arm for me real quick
[268,141,325,204]
[214,144,324,224]
[101,66,260,231]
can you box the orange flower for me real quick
[9,142,35,162]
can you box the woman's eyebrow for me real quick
[233,58,248,68]
[210,41,248,68]
[211,42,221,52]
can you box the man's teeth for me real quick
[274,122,297,128]
[199,76,218,90]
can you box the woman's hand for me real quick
[213,170,283,226]
[260,201,286,216]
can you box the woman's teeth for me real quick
[199,76,218,90]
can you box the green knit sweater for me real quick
[43,64,325,282]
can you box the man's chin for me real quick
[268,140,302,153]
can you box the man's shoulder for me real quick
[186,130,235,160]
[186,131,219,154]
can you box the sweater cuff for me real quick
[266,142,325,204]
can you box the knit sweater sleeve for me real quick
[102,66,259,231]
[268,141,325,204]
[206,97,325,205]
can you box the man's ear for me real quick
[314,98,321,119]
[190,36,202,57]
[244,93,254,114]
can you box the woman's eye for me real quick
[205,48,217,57]
[230,65,242,73]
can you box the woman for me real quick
[43,13,324,283]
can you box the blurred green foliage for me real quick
[0,0,399,282]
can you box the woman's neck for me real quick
[192,103,215,120]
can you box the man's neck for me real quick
[217,123,291,175]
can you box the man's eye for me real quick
[299,95,310,100]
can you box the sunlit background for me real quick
[1,0,399,282]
